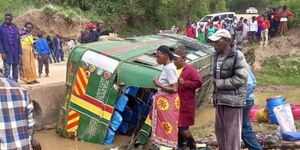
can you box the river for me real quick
[35,87,300,150]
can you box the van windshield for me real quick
[201,16,213,22]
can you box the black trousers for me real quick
[38,55,49,75]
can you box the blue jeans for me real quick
[4,62,19,82]
[55,49,64,62]
[242,100,263,150]
[49,50,57,63]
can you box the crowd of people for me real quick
[186,5,293,48]
[0,13,66,84]
[78,21,110,44]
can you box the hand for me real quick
[212,78,216,84]
[1,53,6,60]
[153,77,160,87]
[31,139,41,150]
[38,56,42,60]
[19,55,22,63]
[178,78,184,85]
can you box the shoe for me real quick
[45,74,49,77]
[38,74,42,78]
[33,80,40,83]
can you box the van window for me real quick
[212,17,220,22]
[221,15,227,20]
[228,14,234,19]
[201,16,213,22]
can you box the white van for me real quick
[198,12,236,26]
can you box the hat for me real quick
[55,32,61,36]
[87,23,96,29]
[208,29,231,41]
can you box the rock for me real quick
[43,123,57,130]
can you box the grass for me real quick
[191,125,215,138]
[0,0,36,22]
[256,55,300,85]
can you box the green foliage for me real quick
[277,0,300,26]
[0,0,36,22]
[0,0,298,35]
[257,55,300,85]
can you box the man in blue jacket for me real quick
[35,34,50,77]
[0,13,22,82]
[242,65,263,150]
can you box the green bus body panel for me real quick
[118,62,161,89]
[57,34,214,146]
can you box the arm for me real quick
[156,82,178,94]
[216,51,248,90]
[25,92,35,140]
[53,38,57,50]
[180,68,202,90]
[153,67,178,93]
[0,32,3,53]
[16,28,23,56]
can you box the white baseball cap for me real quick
[208,29,231,41]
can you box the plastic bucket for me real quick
[291,104,300,120]
[115,94,129,112]
[266,96,286,124]
[104,128,116,145]
[249,105,261,120]
[124,86,139,97]
[110,111,123,131]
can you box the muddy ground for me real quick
[14,7,88,41]
[243,28,300,72]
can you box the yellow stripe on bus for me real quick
[70,95,103,117]
[79,68,88,84]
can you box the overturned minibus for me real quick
[56,34,214,147]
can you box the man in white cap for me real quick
[209,29,248,150]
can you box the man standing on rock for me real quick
[0,77,41,150]
[209,29,248,150]
[0,13,22,82]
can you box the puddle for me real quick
[35,87,300,149]
[193,87,300,128]
[255,87,300,107]
[35,130,129,150]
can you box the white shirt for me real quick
[158,63,178,93]
[249,21,258,32]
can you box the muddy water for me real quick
[35,88,300,150]
[193,87,300,128]
[35,130,130,150]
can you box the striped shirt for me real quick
[0,78,34,150]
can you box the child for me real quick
[35,34,50,77]
[197,24,205,43]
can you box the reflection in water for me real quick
[35,88,300,150]
[35,130,130,150]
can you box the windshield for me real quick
[200,16,213,22]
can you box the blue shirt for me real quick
[35,38,50,55]
[246,66,256,101]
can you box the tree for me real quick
[215,0,227,13]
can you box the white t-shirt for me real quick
[249,21,258,32]
[158,63,178,93]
